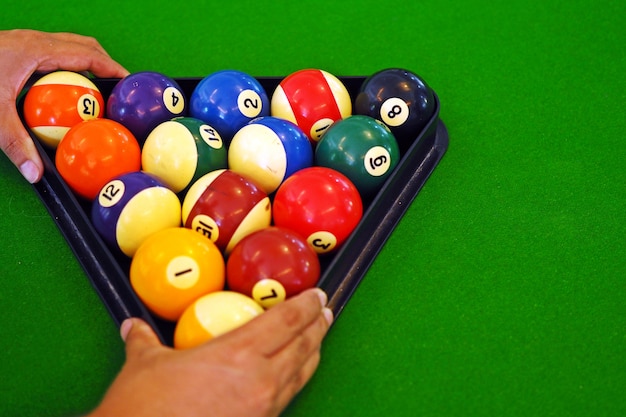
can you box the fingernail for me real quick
[120,318,133,341]
[315,288,328,307]
[19,160,40,184]
[322,307,334,326]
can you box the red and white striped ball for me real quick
[181,169,272,255]
[270,69,352,144]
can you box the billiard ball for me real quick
[271,69,352,144]
[142,117,228,195]
[228,116,313,194]
[354,68,435,150]
[91,171,182,257]
[130,227,225,321]
[107,71,187,144]
[174,291,264,349]
[315,115,400,198]
[181,169,272,254]
[272,167,363,255]
[55,118,141,200]
[190,70,270,144]
[226,226,320,308]
[23,71,104,148]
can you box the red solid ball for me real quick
[272,166,363,255]
[226,226,321,308]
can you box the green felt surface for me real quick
[1,0,625,416]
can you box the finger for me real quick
[34,33,129,78]
[274,349,322,413]
[49,32,111,56]
[229,288,329,357]
[121,318,164,359]
[0,106,43,183]
[270,310,331,388]
[37,50,129,79]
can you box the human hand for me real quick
[90,288,334,417]
[0,29,129,183]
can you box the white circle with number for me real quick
[191,214,219,243]
[252,278,287,309]
[166,256,200,289]
[163,86,185,115]
[237,90,263,118]
[380,97,409,127]
[306,231,337,254]
[310,118,334,142]
[98,180,125,208]
[77,93,101,121]
[199,124,223,150]
[364,146,392,177]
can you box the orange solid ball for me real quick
[130,227,226,321]
[55,118,141,200]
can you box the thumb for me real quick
[120,318,163,357]
[0,105,44,183]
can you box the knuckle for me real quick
[228,347,252,368]
[281,303,305,328]
[81,35,101,48]
[248,382,280,417]
[279,290,322,328]
[226,353,282,416]
[2,136,23,161]
[295,333,314,356]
